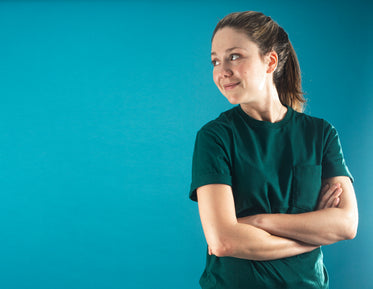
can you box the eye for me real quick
[230,54,240,61]
[211,59,220,67]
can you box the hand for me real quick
[316,183,342,210]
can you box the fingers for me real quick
[325,186,342,208]
[317,183,342,210]
[317,184,333,208]
[333,196,341,207]
[316,184,330,210]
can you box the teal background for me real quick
[0,1,371,288]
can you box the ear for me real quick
[266,50,278,73]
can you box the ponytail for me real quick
[274,41,305,112]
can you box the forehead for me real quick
[211,27,257,55]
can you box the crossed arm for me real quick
[196,176,358,261]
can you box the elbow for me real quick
[341,226,357,241]
[322,212,358,245]
[209,238,235,257]
[346,228,357,240]
[344,219,358,240]
[212,245,232,257]
[205,224,238,257]
[341,213,358,240]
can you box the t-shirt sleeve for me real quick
[189,127,232,202]
[322,120,353,182]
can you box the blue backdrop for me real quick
[0,1,371,288]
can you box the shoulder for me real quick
[197,106,238,139]
[292,110,341,148]
[292,109,335,133]
[292,109,326,126]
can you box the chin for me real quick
[228,100,241,105]
[225,95,243,105]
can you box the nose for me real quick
[221,61,233,78]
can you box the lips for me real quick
[223,81,240,90]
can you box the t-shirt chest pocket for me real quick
[291,165,322,212]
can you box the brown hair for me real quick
[212,11,306,112]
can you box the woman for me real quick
[189,11,358,288]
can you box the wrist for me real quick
[253,214,265,229]
[254,213,280,233]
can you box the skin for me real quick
[211,27,286,123]
[196,27,358,260]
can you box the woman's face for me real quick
[211,27,271,105]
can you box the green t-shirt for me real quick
[189,105,353,289]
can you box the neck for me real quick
[240,86,287,123]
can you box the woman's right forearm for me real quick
[210,222,318,261]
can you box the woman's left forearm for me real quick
[239,208,357,246]
[239,176,358,246]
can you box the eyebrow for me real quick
[211,46,243,56]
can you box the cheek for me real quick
[212,70,220,87]
[234,64,248,78]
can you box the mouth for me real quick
[223,82,240,90]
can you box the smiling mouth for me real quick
[223,82,240,90]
